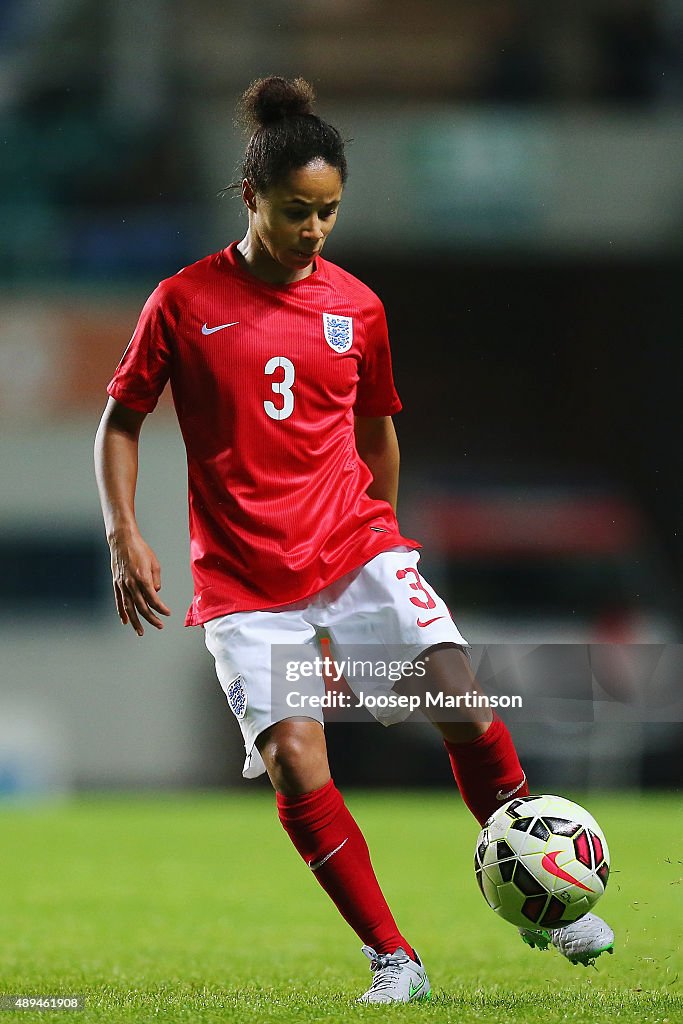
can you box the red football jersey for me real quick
[107,242,418,624]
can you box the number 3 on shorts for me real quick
[396,566,436,610]
[264,356,295,421]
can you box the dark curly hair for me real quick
[235,76,348,194]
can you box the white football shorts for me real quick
[203,547,468,779]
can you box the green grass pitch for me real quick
[1,791,680,1023]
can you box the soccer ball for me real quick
[474,795,610,929]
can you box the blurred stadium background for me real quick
[0,0,681,798]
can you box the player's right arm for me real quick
[94,397,171,637]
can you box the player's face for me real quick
[244,160,343,282]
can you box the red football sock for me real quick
[444,713,529,826]
[277,779,415,960]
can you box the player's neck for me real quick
[236,233,315,285]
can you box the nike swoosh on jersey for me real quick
[496,774,527,801]
[416,616,445,627]
[541,850,594,892]
[201,321,239,334]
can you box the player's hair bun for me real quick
[234,74,347,193]
[241,76,315,130]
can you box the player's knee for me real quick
[258,720,327,794]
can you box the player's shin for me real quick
[406,644,529,826]
[276,779,416,960]
[443,713,529,827]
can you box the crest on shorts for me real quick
[322,313,353,353]
[226,675,247,720]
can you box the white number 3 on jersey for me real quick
[263,356,295,421]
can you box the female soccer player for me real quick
[94,76,614,1002]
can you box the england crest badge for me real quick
[226,675,247,720]
[322,313,353,353]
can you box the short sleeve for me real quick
[354,298,402,417]
[106,284,173,413]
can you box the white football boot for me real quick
[357,945,431,1003]
[520,911,615,967]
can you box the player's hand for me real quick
[109,528,171,636]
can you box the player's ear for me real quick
[242,178,257,212]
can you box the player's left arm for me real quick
[354,415,400,512]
